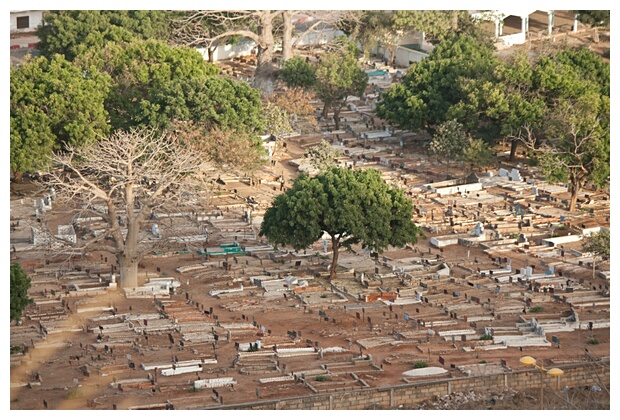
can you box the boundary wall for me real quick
[196,362,609,410]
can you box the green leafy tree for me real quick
[463,138,495,168]
[574,10,610,27]
[10,55,111,180]
[279,56,317,89]
[315,41,368,130]
[354,11,403,67]
[582,230,610,279]
[377,34,497,132]
[11,264,33,322]
[154,75,264,133]
[36,10,172,62]
[429,119,470,173]
[260,167,422,280]
[76,39,222,131]
[536,93,609,212]
[392,10,490,45]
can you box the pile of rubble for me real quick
[407,388,521,410]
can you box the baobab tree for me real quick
[173,10,355,92]
[43,128,206,289]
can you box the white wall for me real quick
[10,10,43,33]
[372,45,429,68]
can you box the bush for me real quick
[479,334,493,341]
[315,375,328,382]
[10,345,23,354]
[529,306,544,313]
[587,338,600,345]
[65,388,83,400]
[320,294,328,298]
[188,386,199,392]
[279,57,317,89]
[413,361,428,369]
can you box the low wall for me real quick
[198,362,609,410]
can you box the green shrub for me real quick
[479,334,493,341]
[65,388,83,400]
[587,338,600,345]
[413,361,428,369]
[529,306,544,313]
[10,345,23,354]
[320,294,328,298]
[188,386,199,392]
[479,360,487,364]
[315,375,328,382]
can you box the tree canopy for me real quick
[377,34,497,132]
[279,56,317,90]
[315,40,368,130]
[535,93,609,211]
[10,54,111,178]
[574,10,610,27]
[11,264,33,322]
[36,10,172,62]
[260,167,422,279]
[582,230,610,260]
[76,39,226,131]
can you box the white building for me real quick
[10,10,44,34]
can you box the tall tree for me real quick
[582,230,610,279]
[11,264,34,323]
[10,55,110,181]
[315,39,368,130]
[153,75,265,133]
[377,34,497,133]
[354,11,403,67]
[173,10,352,92]
[260,167,422,280]
[76,39,222,131]
[36,10,172,62]
[174,10,282,92]
[43,128,205,289]
[533,93,609,211]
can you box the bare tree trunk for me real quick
[329,237,340,280]
[252,12,276,93]
[119,253,139,289]
[334,108,342,130]
[387,45,395,67]
[282,11,293,62]
[208,46,215,63]
[568,182,579,211]
[13,171,24,183]
[509,139,518,161]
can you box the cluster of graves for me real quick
[9,56,610,409]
